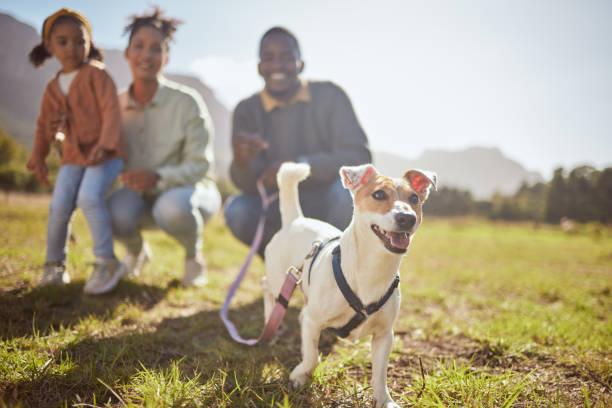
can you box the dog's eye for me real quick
[409,194,419,204]
[372,190,387,200]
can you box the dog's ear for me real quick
[404,169,438,200]
[340,164,378,194]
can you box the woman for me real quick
[107,8,221,289]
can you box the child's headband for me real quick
[42,8,92,45]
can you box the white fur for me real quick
[264,162,435,408]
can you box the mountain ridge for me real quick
[373,147,543,199]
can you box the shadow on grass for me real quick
[0,279,169,339]
[3,298,339,407]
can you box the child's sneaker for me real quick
[122,242,152,278]
[39,261,70,286]
[183,254,208,287]
[83,258,126,295]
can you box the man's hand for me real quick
[120,169,159,192]
[260,161,282,188]
[232,131,268,168]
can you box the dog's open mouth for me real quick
[371,225,410,254]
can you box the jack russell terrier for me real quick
[263,162,437,408]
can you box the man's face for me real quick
[258,32,303,100]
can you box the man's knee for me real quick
[224,194,262,233]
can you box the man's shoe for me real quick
[39,261,70,286]
[83,258,126,295]
[183,255,208,287]
[122,242,152,278]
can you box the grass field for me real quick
[0,194,610,407]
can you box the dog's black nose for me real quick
[395,212,416,229]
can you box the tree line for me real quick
[1,127,610,223]
[426,166,612,224]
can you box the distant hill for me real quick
[0,12,231,180]
[374,147,544,199]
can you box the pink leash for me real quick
[220,179,300,345]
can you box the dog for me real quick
[263,162,437,408]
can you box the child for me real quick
[26,8,128,295]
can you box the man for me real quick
[224,26,371,254]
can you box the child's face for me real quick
[125,26,168,82]
[258,33,303,100]
[46,19,90,73]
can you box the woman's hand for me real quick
[233,131,268,168]
[120,169,159,192]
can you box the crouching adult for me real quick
[107,8,221,287]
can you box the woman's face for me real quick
[125,25,168,81]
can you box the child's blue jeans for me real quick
[46,158,124,263]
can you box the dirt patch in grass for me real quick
[391,331,611,406]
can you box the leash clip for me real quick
[304,240,322,259]
[286,265,303,285]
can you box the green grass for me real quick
[0,196,610,407]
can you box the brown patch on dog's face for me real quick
[353,175,423,222]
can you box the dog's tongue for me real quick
[390,232,410,249]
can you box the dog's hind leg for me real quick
[289,308,322,388]
[262,276,275,323]
[371,329,399,408]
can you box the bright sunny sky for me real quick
[2,0,611,179]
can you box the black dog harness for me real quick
[329,245,400,338]
[306,239,400,338]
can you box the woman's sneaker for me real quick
[83,258,126,295]
[39,261,70,286]
[122,242,152,278]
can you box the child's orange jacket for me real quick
[29,60,127,167]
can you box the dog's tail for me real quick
[277,161,310,227]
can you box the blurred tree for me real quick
[545,167,567,223]
[597,168,612,223]
[0,127,19,165]
[566,166,599,222]
[0,125,56,192]
[425,186,474,216]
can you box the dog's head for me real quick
[341,164,438,254]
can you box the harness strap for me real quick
[330,245,400,338]
[307,236,341,284]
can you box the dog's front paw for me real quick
[375,396,400,408]
[289,365,309,389]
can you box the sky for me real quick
[2,0,611,179]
